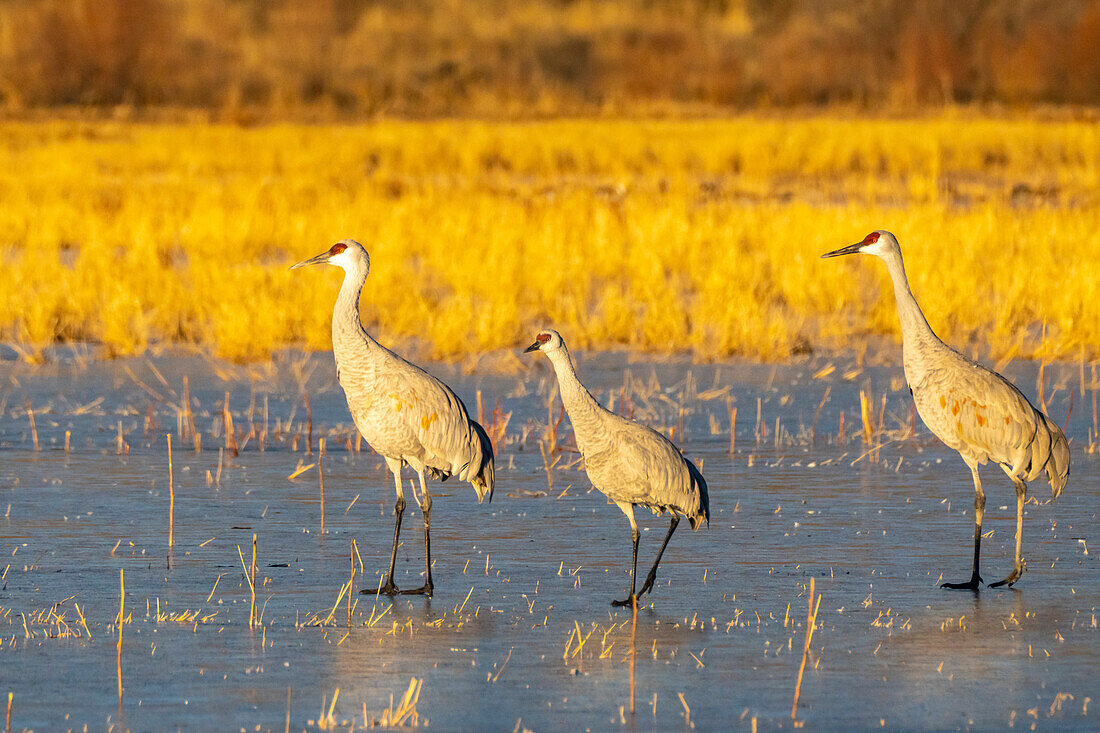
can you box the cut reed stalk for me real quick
[238,542,256,628]
[117,568,125,701]
[167,433,174,549]
[27,404,38,451]
[728,404,737,455]
[181,376,193,440]
[755,397,763,444]
[678,693,691,728]
[875,393,886,463]
[251,534,257,629]
[246,383,256,439]
[305,394,313,456]
[791,577,821,722]
[348,540,356,626]
[319,440,326,535]
[224,392,239,458]
[859,389,873,447]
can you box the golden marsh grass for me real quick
[2,115,1099,362]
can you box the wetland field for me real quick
[4,6,1100,732]
[0,349,1096,731]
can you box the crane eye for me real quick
[536,333,551,344]
[864,232,880,244]
[330,242,348,255]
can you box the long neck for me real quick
[546,348,607,451]
[332,262,378,356]
[881,250,944,381]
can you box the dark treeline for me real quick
[2,0,1099,117]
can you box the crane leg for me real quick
[401,471,434,596]
[612,527,641,607]
[363,470,405,596]
[638,514,680,598]
[942,465,985,590]
[990,478,1027,588]
[612,503,640,607]
[367,496,405,595]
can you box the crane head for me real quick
[523,329,564,354]
[821,230,899,259]
[290,239,370,272]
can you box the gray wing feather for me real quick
[914,355,1069,499]
[347,352,494,500]
[584,417,708,527]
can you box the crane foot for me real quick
[940,573,983,591]
[989,567,1023,588]
[611,594,637,608]
[362,580,401,596]
[637,572,658,597]
[399,583,433,597]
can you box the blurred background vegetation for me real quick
[3,1,1099,362]
[3,0,1100,118]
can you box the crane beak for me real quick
[290,251,332,270]
[523,341,541,353]
[820,241,865,259]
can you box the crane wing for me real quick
[584,417,708,526]
[915,361,1042,469]
[371,357,493,492]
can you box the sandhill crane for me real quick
[291,240,494,597]
[524,330,709,606]
[823,231,1070,589]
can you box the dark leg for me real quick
[942,466,984,591]
[401,492,434,596]
[612,527,640,607]
[363,495,405,595]
[638,515,680,598]
[990,479,1026,588]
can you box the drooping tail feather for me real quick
[1042,414,1070,500]
[685,458,709,530]
[469,420,495,504]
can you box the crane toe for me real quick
[399,582,434,597]
[940,573,983,591]
[611,594,637,608]
[363,580,401,596]
[989,568,1023,588]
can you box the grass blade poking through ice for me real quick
[792,577,822,724]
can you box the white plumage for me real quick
[292,240,494,597]
[525,329,709,606]
[824,230,1069,589]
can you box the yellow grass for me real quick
[2,114,1099,362]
